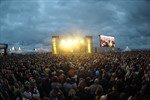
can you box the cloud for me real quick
[0,0,150,49]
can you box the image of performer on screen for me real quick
[100,38,115,47]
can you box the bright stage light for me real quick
[59,37,86,53]
[61,40,69,48]
[80,40,84,44]
[52,35,93,54]
[74,39,79,44]
[61,40,66,45]
[67,40,73,45]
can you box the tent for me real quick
[123,46,131,52]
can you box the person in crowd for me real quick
[49,86,65,100]
[89,78,103,96]
[51,76,62,89]
[0,51,149,100]
[63,77,73,96]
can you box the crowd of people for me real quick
[0,51,150,100]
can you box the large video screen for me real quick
[100,35,115,47]
[0,44,7,48]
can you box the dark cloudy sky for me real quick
[0,0,150,50]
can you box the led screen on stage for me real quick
[100,35,115,47]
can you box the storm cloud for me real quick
[0,0,150,49]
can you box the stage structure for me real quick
[52,36,93,54]
[52,36,59,54]
[0,44,8,56]
[85,36,92,53]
